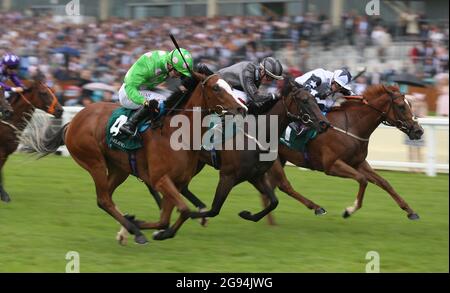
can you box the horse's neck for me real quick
[10,98,35,131]
[337,98,387,139]
[263,99,290,136]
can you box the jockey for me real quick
[0,53,25,107]
[291,68,355,135]
[118,48,193,136]
[209,56,284,113]
[294,68,355,112]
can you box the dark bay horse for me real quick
[0,91,14,120]
[0,76,63,202]
[261,84,424,222]
[116,79,330,243]
[23,72,247,244]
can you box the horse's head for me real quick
[22,74,64,119]
[192,72,247,116]
[381,85,424,140]
[0,92,14,120]
[282,78,330,133]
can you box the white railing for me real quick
[45,107,450,177]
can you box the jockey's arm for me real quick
[240,63,276,104]
[0,81,12,91]
[10,72,25,88]
[124,55,156,105]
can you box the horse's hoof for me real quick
[152,229,174,241]
[199,217,208,227]
[342,210,351,219]
[0,192,11,203]
[315,207,327,215]
[116,233,128,246]
[134,234,148,245]
[408,213,420,220]
[238,210,254,221]
[124,214,136,221]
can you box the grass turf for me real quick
[0,154,448,272]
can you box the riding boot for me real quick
[120,102,158,136]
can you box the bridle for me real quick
[354,85,415,134]
[13,81,59,116]
[282,88,314,125]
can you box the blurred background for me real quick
[1,0,448,174]
[0,1,448,273]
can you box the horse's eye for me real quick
[213,84,220,92]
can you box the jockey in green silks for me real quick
[118,48,193,136]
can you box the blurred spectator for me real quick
[435,73,449,116]
[404,92,427,172]
[371,26,391,63]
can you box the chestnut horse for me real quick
[261,84,424,223]
[0,75,63,202]
[23,72,247,244]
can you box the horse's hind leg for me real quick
[325,159,367,218]
[270,159,326,215]
[238,173,279,222]
[358,160,419,220]
[0,157,11,203]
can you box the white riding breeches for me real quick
[118,83,169,110]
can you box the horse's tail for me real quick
[19,114,68,158]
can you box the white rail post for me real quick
[425,124,437,176]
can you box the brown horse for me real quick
[261,84,424,222]
[0,75,63,202]
[0,91,14,120]
[23,72,247,244]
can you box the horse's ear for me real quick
[382,84,395,95]
[33,70,46,83]
[192,71,206,82]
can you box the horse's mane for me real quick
[164,75,199,109]
[280,76,295,97]
[362,84,399,101]
[337,84,400,111]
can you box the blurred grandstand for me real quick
[1,0,448,174]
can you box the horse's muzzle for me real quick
[409,125,424,140]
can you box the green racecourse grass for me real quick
[0,154,448,272]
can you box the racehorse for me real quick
[116,78,330,243]
[0,74,63,202]
[0,91,14,120]
[261,84,424,222]
[22,72,248,244]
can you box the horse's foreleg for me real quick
[269,160,326,215]
[189,174,235,219]
[152,175,191,241]
[238,174,279,222]
[358,160,419,220]
[181,185,208,226]
[325,159,368,218]
[88,165,148,245]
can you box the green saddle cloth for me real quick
[106,107,149,152]
[280,126,317,152]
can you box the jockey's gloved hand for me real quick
[316,91,330,100]
[11,87,24,93]
[196,63,214,76]
[143,99,159,111]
